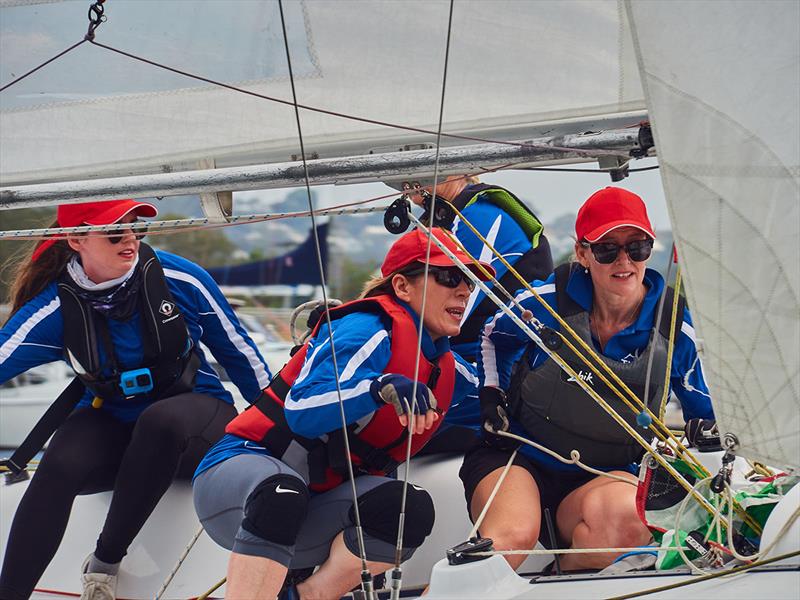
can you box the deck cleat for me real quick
[446,536,494,565]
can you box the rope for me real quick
[467,449,519,540]
[154,525,205,599]
[603,550,800,600]
[434,202,761,534]
[405,214,726,524]
[496,430,638,486]
[0,204,387,241]
[471,546,689,557]
[391,5,456,597]
[196,577,226,600]
[84,41,623,159]
[276,2,373,596]
[657,270,682,420]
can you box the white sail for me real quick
[627,0,800,469]
[1,0,644,185]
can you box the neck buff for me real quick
[66,255,144,320]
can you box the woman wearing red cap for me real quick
[0,200,273,600]
[463,187,715,572]
[192,228,493,599]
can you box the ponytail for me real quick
[5,219,73,322]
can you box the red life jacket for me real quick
[225,294,456,492]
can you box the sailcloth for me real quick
[627,0,800,469]
[1,0,644,185]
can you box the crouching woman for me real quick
[193,228,493,599]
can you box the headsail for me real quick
[627,0,800,469]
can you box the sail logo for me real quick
[159,300,175,316]
[567,370,594,386]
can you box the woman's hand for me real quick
[370,374,441,434]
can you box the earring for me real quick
[584,266,589,274]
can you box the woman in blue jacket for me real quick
[0,199,272,600]
[463,187,715,572]
[193,228,493,600]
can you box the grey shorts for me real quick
[193,453,414,568]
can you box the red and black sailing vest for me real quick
[226,294,456,492]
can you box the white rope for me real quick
[471,546,689,556]
[467,448,518,540]
[495,430,638,486]
[154,525,204,600]
[0,205,385,240]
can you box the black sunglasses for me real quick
[403,265,476,291]
[581,238,654,264]
[106,221,148,244]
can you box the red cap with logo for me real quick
[575,187,656,243]
[31,199,157,262]
[381,228,495,280]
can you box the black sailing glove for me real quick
[370,374,438,416]
[684,418,721,451]
[480,386,515,450]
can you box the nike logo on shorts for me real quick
[275,484,300,494]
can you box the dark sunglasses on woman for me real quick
[404,265,476,291]
[105,221,148,244]
[581,238,654,264]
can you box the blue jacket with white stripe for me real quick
[0,250,272,422]
[194,302,481,479]
[478,267,715,470]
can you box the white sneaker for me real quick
[80,556,118,600]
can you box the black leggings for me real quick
[0,393,237,600]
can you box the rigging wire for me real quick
[426,202,762,535]
[276,1,374,597]
[521,164,660,174]
[389,4,455,598]
[0,39,88,93]
[405,212,730,523]
[0,2,631,160]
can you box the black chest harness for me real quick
[4,244,199,481]
[58,243,199,402]
[507,263,685,468]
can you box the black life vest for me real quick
[226,295,456,492]
[57,243,199,401]
[444,184,554,357]
[507,263,685,468]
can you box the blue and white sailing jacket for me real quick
[194,301,480,479]
[0,250,272,422]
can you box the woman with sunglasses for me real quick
[192,228,493,599]
[0,200,272,600]
[462,187,715,572]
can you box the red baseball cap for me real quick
[31,199,157,262]
[57,199,157,227]
[381,228,495,280]
[575,187,656,243]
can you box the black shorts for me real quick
[458,443,595,547]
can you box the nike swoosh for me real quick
[243,441,266,451]
[275,484,300,494]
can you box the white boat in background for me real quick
[1,0,798,598]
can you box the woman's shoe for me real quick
[80,555,118,600]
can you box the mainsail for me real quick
[1,0,644,185]
[627,0,800,469]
